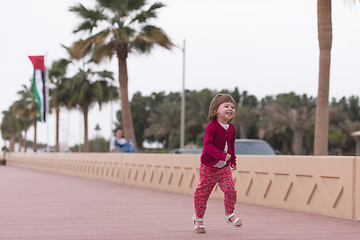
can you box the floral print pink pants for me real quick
[194,164,237,218]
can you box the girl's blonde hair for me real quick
[207,93,236,122]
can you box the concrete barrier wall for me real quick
[5,152,360,220]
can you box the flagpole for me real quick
[79,111,82,152]
[28,55,47,152]
[45,52,50,152]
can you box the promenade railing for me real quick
[5,153,360,220]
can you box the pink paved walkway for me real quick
[1,166,360,240]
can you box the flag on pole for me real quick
[28,55,47,122]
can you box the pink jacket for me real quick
[200,120,237,167]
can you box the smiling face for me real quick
[207,93,236,122]
[216,101,235,124]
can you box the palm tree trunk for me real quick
[117,54,138,151]
[82,106,89,152]
[292,129,303,155]
[168,133,174,150]
[314,0,332,155]
[18,133,23,152]
[10,131,15,151]
[24,129,28,152]
[283,139,290,154]
[240,125,247,139]
[33,117,37,152]
[55,106,60,152]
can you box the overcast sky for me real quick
[1,0,360,149]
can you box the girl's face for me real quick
[216,101,235,124]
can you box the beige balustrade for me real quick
[5,152,360,220]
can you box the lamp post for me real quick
[94,124,101,152]
[178,40,186,148]
[173,39,186,148]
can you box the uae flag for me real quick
[29,55,47,122]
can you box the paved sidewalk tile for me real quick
[1,166,360,240]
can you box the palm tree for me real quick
[186,89,217,144]
[63,68,118,152]
[48,59,70,152]
[145,100,180,150]
[314,0,360,155]
[262,93,315,155]
[265,104,315,155]
[68,0,173,151]
[234,91,260,139]
[14,84,40,152]
[12,101,33,152]
[1,108,18,151]
[328,127,347,155]
[314,0,333,155]
[233,105,257,139]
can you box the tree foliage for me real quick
[69,0,173,151]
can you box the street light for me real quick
[175,39,186,149]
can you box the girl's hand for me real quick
[225,153,231,161]
[231,164,237,170]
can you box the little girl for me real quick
[193,93,242,233]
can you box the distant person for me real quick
[109,128,135,153]
[192,93,242,234]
